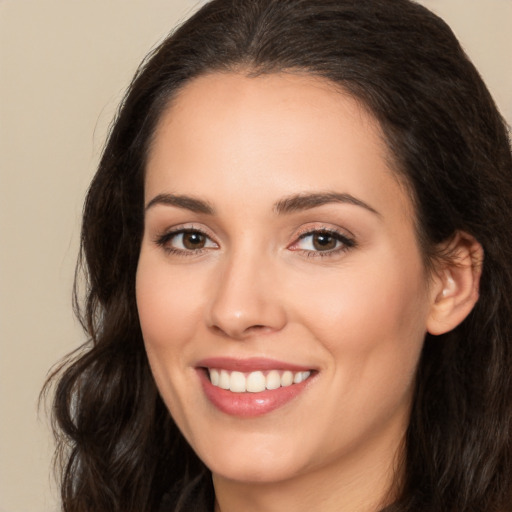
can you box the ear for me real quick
[426,231,484,336]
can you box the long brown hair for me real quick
[46,1,512,510]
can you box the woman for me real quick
[48,0,512,511]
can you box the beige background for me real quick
[0,1,511,511]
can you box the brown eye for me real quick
[292,229,355,255]
[156,229,218,253]
[312,233,337,251]
[182,231,207,250]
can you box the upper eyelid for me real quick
[153,225,219,248]
[294,224,355,240]
[152,223,356,247]
[298,228,350,238]
[292,231,354,245]
[290,225,357,249]
[156,223,216,238]
[154,228,219,258]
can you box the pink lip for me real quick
[196,358,315,418]
[196,357,312,372]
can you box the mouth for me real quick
[196,358,316,417]
[207,368,312,393]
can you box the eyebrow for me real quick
[145,191,379,217]
[145,193,215,214]
[273,192,380,216]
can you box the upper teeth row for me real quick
[208,369,311,393]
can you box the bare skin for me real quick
[136,72,482,512]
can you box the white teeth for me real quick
[219,370,230,390]
[246,371,266,393]
[230,371,246,392]
[266,370,281,390]
[293,371,311,384]
[281,370,293,386]
[210,369,220,386]
[207,368,312,393]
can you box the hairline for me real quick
[142,65,428,260]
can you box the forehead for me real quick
[145,72,412,221]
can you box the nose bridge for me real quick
[207,242,286,339]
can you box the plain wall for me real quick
[0,1,510,511]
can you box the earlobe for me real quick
[426,232,483,336]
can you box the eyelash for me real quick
[154,227,217,256]
[154,226,356,258]
[291,228,356,258]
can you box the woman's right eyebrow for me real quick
[145,193,215,214]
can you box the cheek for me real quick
[290,251,429,384]
[135,253,209,423]
[292,259,429,444]
[135,253,213,408]
[136,256,205,350]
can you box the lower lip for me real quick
[198,370,312,417]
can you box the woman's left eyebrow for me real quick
[273,192,380,216]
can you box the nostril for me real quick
[245,324,272,334]
[211,325,225,335]
[209,323,275,339]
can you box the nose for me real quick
[206,250,287,340]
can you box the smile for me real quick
[208,368,312,393]
[197,358,316,417]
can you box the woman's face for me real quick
[136,72,436,486]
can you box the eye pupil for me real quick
[313,233,336,251]
[183,232,206,250]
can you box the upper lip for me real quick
[196,357,314,372]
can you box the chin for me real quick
[208,456,303,484]
[192,431,310,484]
